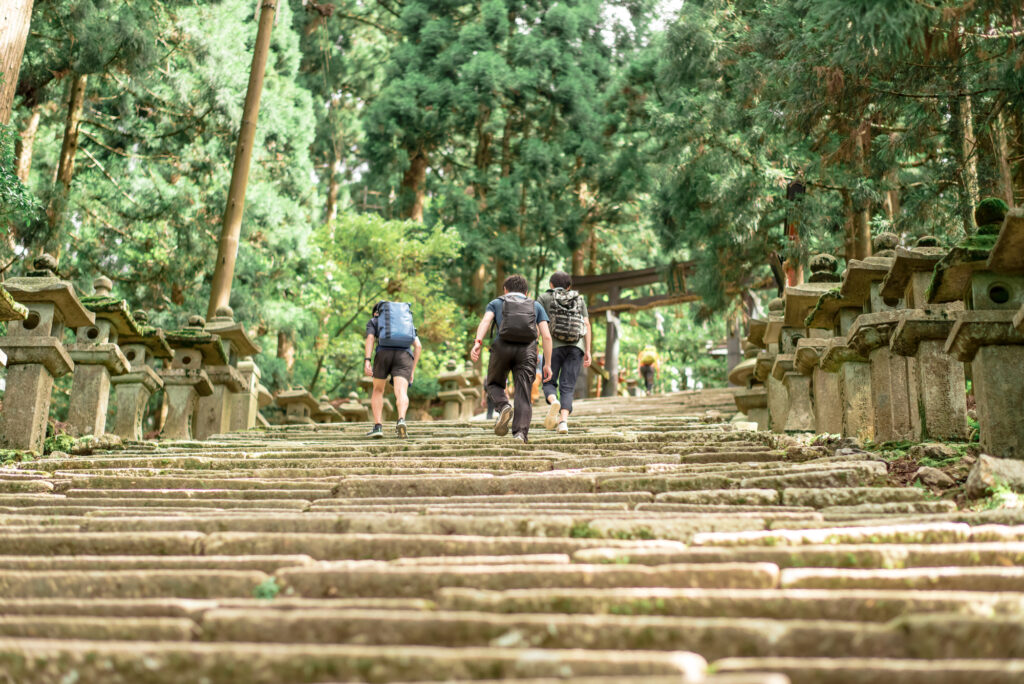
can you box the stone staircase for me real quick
[1,395,1022,683]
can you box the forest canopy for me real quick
[1,0,1022,396]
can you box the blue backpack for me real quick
[376,301,416,349]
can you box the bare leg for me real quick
[371,379,386,424]
[393,376,410,420]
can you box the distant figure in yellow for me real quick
[637,345,660,395]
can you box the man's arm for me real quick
[411,337,422,381]
[470,311,495,362]
[363,335,375,377]
[539,321,553,382]
[583,317,592,367]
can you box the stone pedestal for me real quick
[194,365,245,440]
[0,256,93,452]
[772,355,813,432]
[109,311,173,441]
[229,359,262,431]
[849,312,911,442]
[795,338,841,435]
[890,311,969,441]
[111,366,163,441]
[159,317,225,441]
[946,311,1024,458]
[438,359,470,422]
[313,395,342,424]
[205,307,262,433]
[339,392,369,422]
[733,387,768,430]
[276,389,319,425]
[821,339,873,442]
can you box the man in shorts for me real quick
[364,302,421,438]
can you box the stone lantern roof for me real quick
[3,255,94,329]
[116,310,173,360]
[78,277,143,337]
[0,286,27,322]
[879,242,947,301]
[165,315,229,366]
[205,305,262,358]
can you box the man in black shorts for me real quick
[364,303,421,438]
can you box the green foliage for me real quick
[42,433,75,455]
[568,522,601,538]
[253,577,281,600]
[0,124,40,228]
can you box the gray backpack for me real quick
[548,289,585,343]
[497,296,538,343]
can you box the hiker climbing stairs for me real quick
[1,393,1022,683]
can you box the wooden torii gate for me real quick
[572,261,700,397]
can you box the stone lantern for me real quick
[160,316,222,440]
[778,254,844,433]
[338,392,369,422]
[438,359,470,421]
[758,298,788,432]
[198,306,261,437]
[806,258,877,443]
[0,255,94,452]
[110,310,173,441]
[275,388,319,425]
[941,206,1024,458]
[66,277,139,437]
[313,394,343,424]
[883,237,969,441]
[0,286,28,368]
[461,360,483,419]
[729,341,767,430]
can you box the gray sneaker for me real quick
[396,419,408,439]
[494,405,513,436]
[365,424,383,439]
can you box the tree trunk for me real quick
[0,0,34,125]
[992,109,1015,208]
[45,73,88,254]
[14,103,40,182]
[849,124,872,259]
[950,63,979,234]
[207,0,277,319]
[277,329,295,376]
[400,150,428,222]
[571,244,585,276]
[841,190,856,260]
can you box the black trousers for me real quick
[640,363,655,391]
[485,338,538,438]
[542,346,583,413]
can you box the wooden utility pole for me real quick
[207,0,277,319]
[0,0,35,125]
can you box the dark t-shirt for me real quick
[366,316,418,358]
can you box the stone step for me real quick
[202,532,686,560]
[780,567,1024,591]
[0,640,707,683]
[781,488,927,508]
[332,474,599,498]
[655,489,781,505]
[689,523,970,547]
[393,677,788,684]
[390,554,571,566]
[0,570,269,598]
[711,657,1024,684]
[58,476,336,491]
[0,531,203,555]
[0,597,432,619]
[0,480,53,493]
[437,587,1024,621]
[36,457,557,472]
[571,542,1024,569]
[65,488,327,500]
[636,505,817,514]
[0,555,315,572]
[2,498,310,511]
[0,615,196,641]
[316,493,655,506]
[275,562,780,598]
[821,501,959,516]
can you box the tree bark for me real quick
[277,329,295,374]
[400,149,428,222]
[45,73,87,254]
[207,0,277,319]
[0,0,34,125]
[992,109,1015,208]
[14,103,40,182]
[950,63,979,234]
[849,124,872,259]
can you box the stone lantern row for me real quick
[735,203,1024,460]
[0,255,269,452]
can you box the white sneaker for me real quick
[557,421,568,434]
[544,402,560,430]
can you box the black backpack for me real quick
[497,295,538,343]
[548,288,585,343]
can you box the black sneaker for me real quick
[494,405,513,436]
[365,424,383,439]
[396,419,408,439]
[512,432,527,443]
